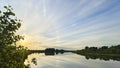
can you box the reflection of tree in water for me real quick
[81,54,120,61]
[45,48,56,55]
[29,48,69,55]
[25,48,72,67]
[56,49,64,54]
[29,48,65,56]
[45,48,65,55]
[30,48,74,56]
[31,58,37,65]
[25,57,37,68]
[74,45,120,61]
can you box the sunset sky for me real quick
[1,0,120,50]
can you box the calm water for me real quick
[25,53,120,68]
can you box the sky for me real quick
[0,0,120,50]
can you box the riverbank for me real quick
[73,45,120,61]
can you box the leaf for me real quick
[17,23,21,28]
[11,19,16,24]
[9,12,15,16]
[4,6,7,9]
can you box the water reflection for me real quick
[30,48,72,56]
[45,48,55,55]
[25,53,120,68]
[31,58,37,65]
[26,48,120,68]
[45,48,65,55]
[25,49,69,67]
[30,48,120,61]
[81,54,120,61]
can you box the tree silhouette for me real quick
[0,6,23,49]
[0,6,30,68]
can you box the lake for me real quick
[25,53,120,68]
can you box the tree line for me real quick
[75,44,120,55]
[74,44,120,61]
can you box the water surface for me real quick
[25,53,120,68]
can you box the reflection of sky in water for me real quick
[25,53,120,68]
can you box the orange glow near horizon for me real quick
[17,35,45,50]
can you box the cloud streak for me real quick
[1,0,120,49]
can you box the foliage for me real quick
[0,46,30,68]
[0,6,23,48]
[75,44,120,54]
[74,44,120,61]
[0,6,30,68]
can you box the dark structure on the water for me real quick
[45,48,55,55]
[29,48,74,55]
[56,49,64,54]
[44,48,67,55]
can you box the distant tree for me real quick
[0,6,23,48]
[85,46,89,50]
[100,46,108,50]
[89,47,97,51]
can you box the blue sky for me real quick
[1,0,120,49]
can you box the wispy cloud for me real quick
[1,0,120,49]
